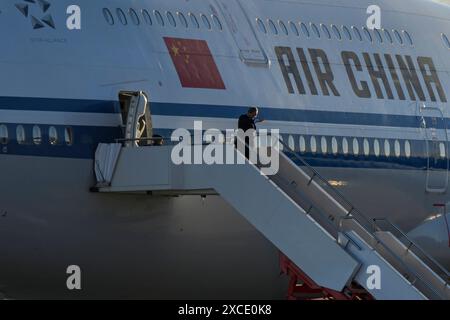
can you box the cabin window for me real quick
[352,26,362,41]
[331,137,338,155]
[289,21,299,36]
[342,138,349,155]
[321,137,328,155]
[342,25,352,40]
[300,22,310,38]
[394,140,401,158]
[384,139,391,157]
[268,19,278,35]
[189,13,199,29]
[363,27,372,42]
[394,29,403,45]
[178,12,188,28]
[331,25,341,40]
[167,11,176,27]
[16,125,26,145]
[288,135,295,150]
[201,14,211,30]
[299,136,306,153]
[116,8,127,25]
[142,9,152,25]
[49,126,58,145]
[374,139,380,157]
[103,8,114,25]
[321,24,331,39]
[257,18,267,34]
[154,10,164,26]
[311,23,320,38]
[65,127,73,146]
[0,125,8,145]
[353,138,360,156]
[363,138,370,156]
[32,125,42,145]
[443,34,450,49]
[383,29,393,44]
[374,28,383,43]
[212,15,222,31]
[129,8,140,25]
[403,30,413,46]
[405,140,411,158]
[279,20,288,35]
[310,136,317,154]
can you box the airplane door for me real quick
[418,104,449,193]
[214,0,268,65]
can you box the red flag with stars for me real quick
[164,37,226,90]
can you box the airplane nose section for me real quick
[407,213,450,272]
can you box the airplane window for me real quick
[300,22,310,38]
[280,20,289,35]
[201,14,211,30]
[374,28,383,43]
[373,139,380,157]
[394,140,401,158]
[103,8,114,25]
[257,19,267,34]
[342,138,349,155]
[129,8,140,25]
[288,135,295,150]
[49,126,58,146]
[403,30,413,46]
[342,26,352,40]
[268,19,278,35]
[178,12,188,28]
[352,26,362,41]
[384,139,391,157]
[443,34,450,49]
[289,21,299,36]
[310,136,317,154]
[0,124,8,145]
[321,137,328,155]
[404,140,411,158]
[189,13,199,29]
[142,9,152,25]
[362,27,372,42]
[321,24,331,39]
[167,11,176,27]
[212,15,222,31]
[353,138,359,156]
[154,10,164,26]
[363,138,370,156]
[279,20,288,35]
[65,127,73,146]
[299,136,306,153]
[394,29,403,45]
[331,25,341,40]
[16,125,26,145]
[310,23,320,38]
[383,29,393,44]
[331,137,338,155]
[32,125,42,145]
[116,8,128,25]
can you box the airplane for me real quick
[0,0,449,299]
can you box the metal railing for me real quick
[276,138,449,299]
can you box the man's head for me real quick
[247,106,259,119]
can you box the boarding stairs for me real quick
[93,137,450,300]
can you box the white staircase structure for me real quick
[93,139,450,300]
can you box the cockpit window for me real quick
[103,8,114,25]
[189,13,199,29]
[154,10,164,26]
[116,8,127,25]
[443,33,450,49]
[167,11,176,27]
[129,8,140,25]
[178,12,188,28]
[142,9,152,25]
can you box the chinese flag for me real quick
[164,37,226,90]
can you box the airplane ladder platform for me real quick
[93,141,450,300]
